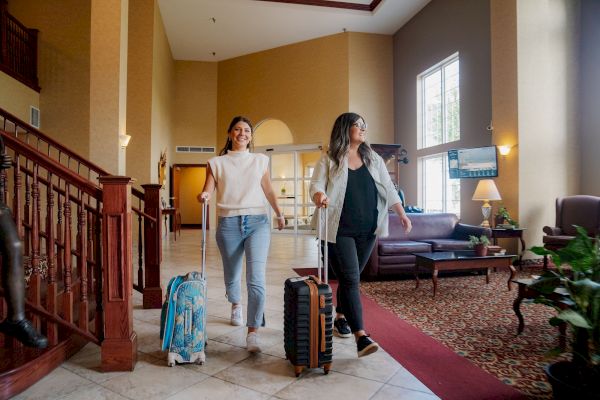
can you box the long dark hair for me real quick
[218,116,254,156]
[327,112,373,171]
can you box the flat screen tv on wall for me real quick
[448,146,498,179]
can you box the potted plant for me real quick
[469,235,491,256]
[495,206,518,227]
[529,226,600,399]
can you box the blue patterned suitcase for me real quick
[159,202,208,366]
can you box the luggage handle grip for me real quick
[317,206,328,284]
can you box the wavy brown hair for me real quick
[327,112,373,171]
[218,116,254,156]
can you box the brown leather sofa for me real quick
[362,213,492,280]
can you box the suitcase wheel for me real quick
[323,363,331,375]
[167,354,176,367]
[294,366,303,377]
[195,358,204,365]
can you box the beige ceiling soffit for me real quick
[255,0,383,12]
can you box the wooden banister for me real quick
[0,0,40,91]
[99,176,137,371]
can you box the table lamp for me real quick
[472,179,501,227]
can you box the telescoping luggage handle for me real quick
[201,200,207,278]
[316,206,328,284]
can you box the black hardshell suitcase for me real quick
[284,208,333,377]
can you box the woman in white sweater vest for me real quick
[199,116,284,353]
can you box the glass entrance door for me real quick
[258,146,321,234]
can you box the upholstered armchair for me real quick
[542,195,600,268]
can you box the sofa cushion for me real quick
[406,213,459,240]
[419,239,472,251]
[379,254,417,265]
[379,241,431,255]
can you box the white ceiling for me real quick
[157,0,431,61]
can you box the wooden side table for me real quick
[492,228,526,267]
[162,207,181,240]
[512,279,566,350]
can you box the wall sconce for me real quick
[119,134,132,149]
[497,145,512,158]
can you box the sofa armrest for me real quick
[543,226,562,236]
[453,223,492,240]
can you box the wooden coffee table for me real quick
[413,251,516,297]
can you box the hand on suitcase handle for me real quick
[197,192,211,203]
[313,192,329,208]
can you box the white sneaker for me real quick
[230,304,243,326]
[246,332,261,353]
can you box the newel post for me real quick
[141,183,163,309]
[99,176,137,371]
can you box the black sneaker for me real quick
[356,334,379,357]
[333,317,352,338]
[0,318,48,348]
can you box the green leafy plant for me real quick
[529,226,600,371]
[495,206,518,226]
[468,235,490,247]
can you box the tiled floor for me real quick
[15,230,439,400]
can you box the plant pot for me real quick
[544,361,600,400]
[494,215,506,227]
[473,244,488,257]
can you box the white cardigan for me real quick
[309,151,402,243]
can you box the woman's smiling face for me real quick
[228,121,252,150]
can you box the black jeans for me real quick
[326,233,376,333]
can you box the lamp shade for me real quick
[472,179,501,201]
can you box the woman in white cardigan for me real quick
[310,112,411,357]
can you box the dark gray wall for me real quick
[393,0,492,224]
[580,0,600,196]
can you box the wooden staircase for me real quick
[0,108,164,398]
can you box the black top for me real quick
[338,164,378,236]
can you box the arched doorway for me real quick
[254,119,321,234]
[254,118,293,146]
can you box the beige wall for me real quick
[490,0,519,252]
[89,0,128,174]
[0,72,39,121]
[172,61,218,165]
[517,0,580,249]
[127,0,155,187]
[348,33,394,145]
[8,0,91,158]
[151,3,175,194]
[217,33,350,151]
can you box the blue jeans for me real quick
[216,214,270,328]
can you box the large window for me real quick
[418,54,460,148]
[420,153,460,214]
[417,54,461,214]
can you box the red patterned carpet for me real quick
[360,264,562,399]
